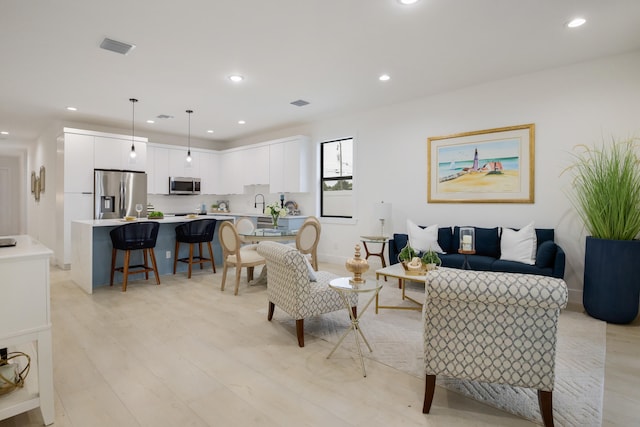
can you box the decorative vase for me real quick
[345,244,369,285]
[272,215,279,229]
[583,236,640,324]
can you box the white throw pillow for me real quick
[303,255,317,282]
[500,222,537,265]
[407,219,445,253]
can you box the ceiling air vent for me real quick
[100,38,136,55]
[156,114,174,119]
[290,99,310,107]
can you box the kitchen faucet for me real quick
[254,193,265,213]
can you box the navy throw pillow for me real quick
[535,240,557,268]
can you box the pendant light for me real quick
[129,98,138,158]
[186,109,193,163]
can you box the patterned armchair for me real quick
[422,268,568,427]
[256,241,358,347]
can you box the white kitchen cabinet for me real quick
[63,132,94,193]
[146,145,155,193]
[94,136,147,171]
[219,150,244,194]
[168,147,200,178]
[146,145,169,194]
[200,151,220,194]
[269,136,310,193]
[242,145,270,186]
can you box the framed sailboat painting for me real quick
[427,123,535,203]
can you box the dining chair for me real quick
[235,217,257,245]
[218,220,266,295]
[109,221,160,292]
[296,216,321,271]
[173,219,217,278]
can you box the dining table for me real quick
[238,229,298,285]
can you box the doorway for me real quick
[0,156,21,235]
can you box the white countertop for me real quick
[0,235,53,260]
[73,216,236,227]
[207,212,308,219]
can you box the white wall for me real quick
[0,155,23,235]
[232,50,640,305]
[27,125,58,254]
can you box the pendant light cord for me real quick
[129,98,138,156]
[186,109,193,160]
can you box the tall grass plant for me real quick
[565,137,640,240]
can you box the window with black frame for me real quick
[320,138,353,218]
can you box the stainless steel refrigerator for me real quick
[94,169,147,219]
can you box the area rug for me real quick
[273,283,606,426]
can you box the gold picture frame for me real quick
[427,124,535,203]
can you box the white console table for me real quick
[0,235,54,425]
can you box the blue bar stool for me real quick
[109,221,161,292]
[173,219,217,278]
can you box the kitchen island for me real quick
[71,216,234,294]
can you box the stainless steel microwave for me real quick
[169,177,201,195]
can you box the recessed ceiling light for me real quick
[146,120,155,124]
[228,75,244,83]
[398,0,419,5]
[238,120,246,125]
[379,74,391,81]
[207,130,214,133]
[66,106,77,111]
[567,17,586,28]
[0,131,8,135]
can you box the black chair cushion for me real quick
[175,219,217,244]
[110,222,160,250]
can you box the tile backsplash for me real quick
[147,185,312,216]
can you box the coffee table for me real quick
[375,263,429,312]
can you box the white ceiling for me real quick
[1,0,640,146]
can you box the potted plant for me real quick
[422,249,441,271]
[398,243,417,264]
[565,136,640,323]
[147,210,164,219]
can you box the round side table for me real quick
[327,277,382,377]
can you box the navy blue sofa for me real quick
[388,226,565,279]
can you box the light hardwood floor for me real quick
[1,263,638,427]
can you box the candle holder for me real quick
[459,227,475,252]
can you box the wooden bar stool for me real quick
[173,219,217,278]
[109,222,161,292]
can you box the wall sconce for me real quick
[31,166,45,201]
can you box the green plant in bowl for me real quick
[421,249,441,267]
[398,243,416,263]
[148,211,164,219]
